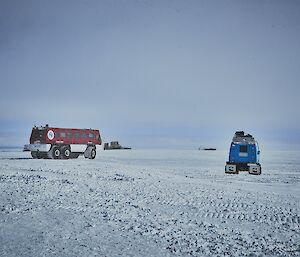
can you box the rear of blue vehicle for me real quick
[225,131,261,175]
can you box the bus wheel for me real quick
[90,149,96,159]
[36,151,43,159]
[61,146,71,159]
[52,146,61,159]
[84,147,90,158]
[84,146,96,159]
[31,151,37,159]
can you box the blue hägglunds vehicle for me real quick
[225,131,261,175]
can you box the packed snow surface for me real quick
[0,149,299,256]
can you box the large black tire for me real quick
[84,148,90,158]
[90,148,96,159]
[84,146,96,159]
[52,146,61,159]
[31,151,37,159]
[36,151,43,159]
[61,146,71,159]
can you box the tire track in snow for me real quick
[149,187,300,227]
[181,198,300,227]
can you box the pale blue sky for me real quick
[0,0,300,149]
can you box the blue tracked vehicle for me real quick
[225,131,261,175]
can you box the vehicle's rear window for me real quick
[240,145,248,153]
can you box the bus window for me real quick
[60,132,66,138]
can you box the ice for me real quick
[0,149,299,256]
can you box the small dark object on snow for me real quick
[198,147,216,151]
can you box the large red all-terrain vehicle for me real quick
[24,125,102,159]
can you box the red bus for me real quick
[25,125,102,159]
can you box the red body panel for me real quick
[30,126,102,145]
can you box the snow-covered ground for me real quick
[0,149,299,256]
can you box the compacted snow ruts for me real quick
[0,150,299,256]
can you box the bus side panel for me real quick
[44,128,101,145]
